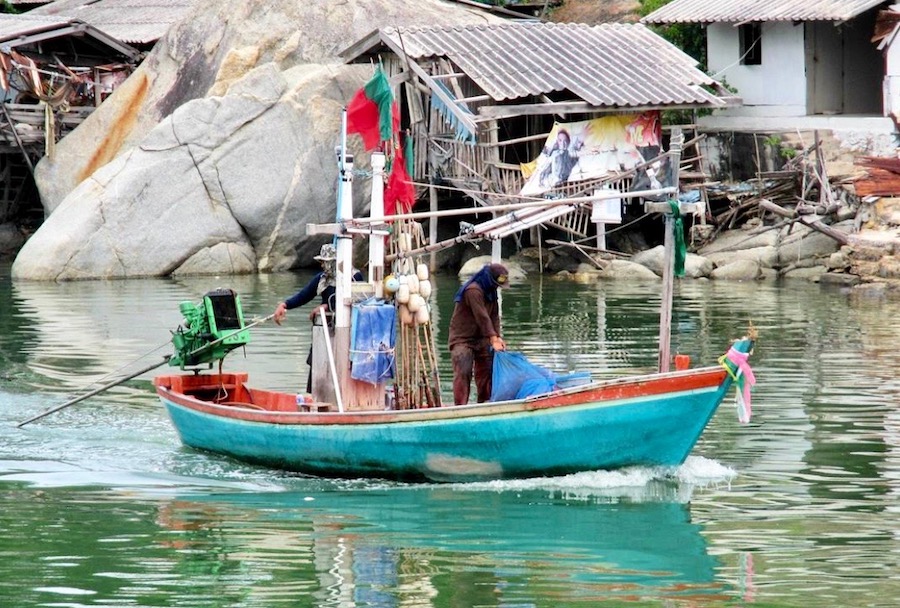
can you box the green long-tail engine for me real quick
[169,288,251,369]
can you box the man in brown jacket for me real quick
[448,263,509,405]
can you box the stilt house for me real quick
[340,22,739,251]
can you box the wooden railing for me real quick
[418,134,639,240]
[0,103,94,151]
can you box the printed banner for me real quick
[520,111,661,196]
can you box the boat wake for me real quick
[434,456,738,502]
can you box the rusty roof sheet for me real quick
[367,22,726,109]
[642,0,888,24]
[32,0,197,44]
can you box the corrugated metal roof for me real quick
[374,22,727,109]
[0,13,74,43]
[32,0,197,44]
[642,0,888,24]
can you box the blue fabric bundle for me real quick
[490,351,557,401]
[350,298,396,385]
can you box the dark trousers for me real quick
[451,342,494,405]
[306,346,313,394]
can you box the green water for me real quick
[1,262,899,606]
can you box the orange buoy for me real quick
[674,354,691,371]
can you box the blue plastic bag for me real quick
[350,298,396,385]
[490,351,557,402]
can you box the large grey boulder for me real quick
[710,259,763,281]
[631,245,712,278]
[601,259,660,280]
[697,228,777,255]
[14,63,368,279]
[458,255,528,282]
[18,0,500,279]
[704,245,778,269]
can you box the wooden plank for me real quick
[758,198,849,245]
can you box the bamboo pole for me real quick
[350,186,677,226]
[320,308,344,413]
[379,189,675,263]
[16,358,171,428]
[17,313,276,427]
[758,198,849,246]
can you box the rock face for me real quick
[15,0,499,280]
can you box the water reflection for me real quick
[2,482,726,607]
[4,270,317,397]
[5,264,900,604]
[182,488,729,606]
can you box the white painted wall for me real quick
[887,30,900,77]
[884,29,900,118]
[708,22,807,117]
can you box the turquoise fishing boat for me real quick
[154,336,753,482]
[148,123,756,483]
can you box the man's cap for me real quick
[488,263,510,287]
[314,243,337,262]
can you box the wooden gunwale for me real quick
[155,366,727,426]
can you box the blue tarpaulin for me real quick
[350,298,396,385]
[491,351,557,401]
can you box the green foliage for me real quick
[639,0,707,71]
[762,134,797,159]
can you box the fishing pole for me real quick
[16,313,276,428]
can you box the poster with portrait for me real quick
[520,111,661,197]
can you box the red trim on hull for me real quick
[154,367,728,426]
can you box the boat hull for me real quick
[155,345,749,482]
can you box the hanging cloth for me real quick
[668,199,686,277]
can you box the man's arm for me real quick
[274,272,322,325]
[285,272,322,309]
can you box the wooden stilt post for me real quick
[1,104,34,174]
[658,213,675,373]
[369,152,386,297]
[648,128,684,374]
[429,181,438,272]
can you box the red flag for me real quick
[384,134,415,217]
[347,66,400,150]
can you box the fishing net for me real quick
[490,351,557,401]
